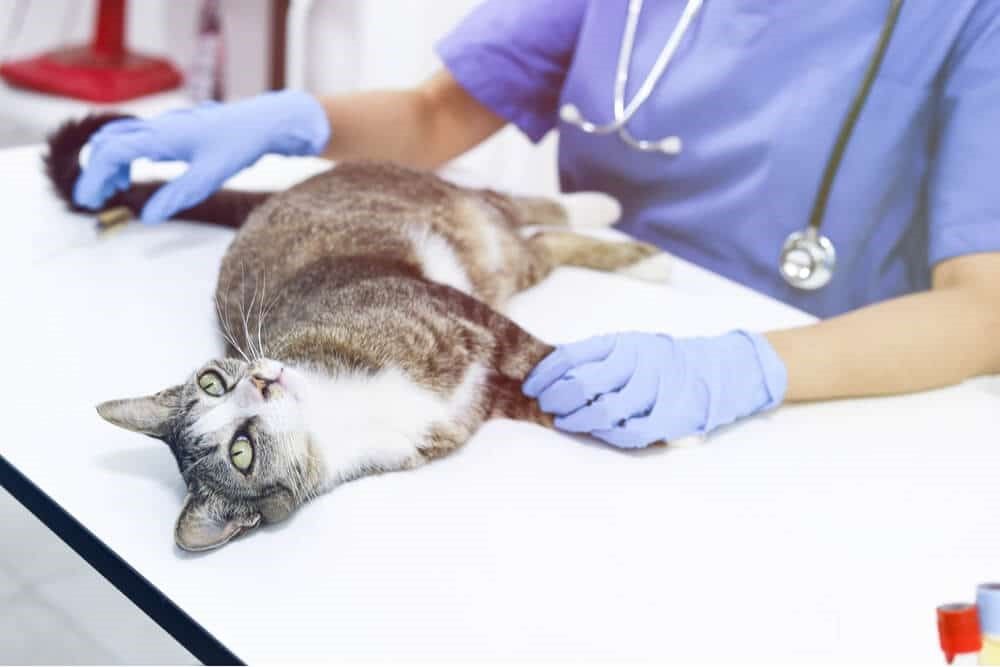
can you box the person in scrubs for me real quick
[74,1,1000,449]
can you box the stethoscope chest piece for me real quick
[780,228,836,290]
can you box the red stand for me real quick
[0,0,183,103]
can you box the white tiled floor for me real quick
[0,488,198,665]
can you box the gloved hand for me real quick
[73,90,330,224]
[523,331,788,448]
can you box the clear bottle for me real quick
[979,583,1000,666]
[188,0,224,102]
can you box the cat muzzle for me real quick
[250,370,283,399]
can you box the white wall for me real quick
[301,0,559,196]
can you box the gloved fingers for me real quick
[537,377,590,418]
[538,336,638,430]
[73,132,158,209]
[536,339,637,417]
[593,404,703,449]
[139,157,230,224]
[523,335,616,398]
[554,363,656,432]
[112,163,131,192]
[91,163,132,207]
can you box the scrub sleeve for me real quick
[927,3,1000,267]
[434,0,588,143]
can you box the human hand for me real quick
[73,90,330,223]
[523,331,787,448]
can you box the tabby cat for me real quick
[46,114,672,552]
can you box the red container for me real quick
[937,603,982,664]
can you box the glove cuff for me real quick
[696,330,788,433]
[259,90,332,157]
[738,330,788,412]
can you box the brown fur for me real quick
[47,116,670,549]
[214,160,653,459]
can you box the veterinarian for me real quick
[73,1,1000,449]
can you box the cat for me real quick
[45,114,673,552]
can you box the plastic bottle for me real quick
[188,0,224,102]
[979,584,1000,665]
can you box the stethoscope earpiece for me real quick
[559,103,583,126]
[656,136,682,155]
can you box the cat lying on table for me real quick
[45,114,673,552]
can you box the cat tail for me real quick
[485,332,557,429]
[44,113,270,228]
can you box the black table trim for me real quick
[0,453,242,665]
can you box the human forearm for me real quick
[766,254,1000,402]
[316,70,506,169]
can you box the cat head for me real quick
[97,358,322,552]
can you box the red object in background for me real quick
[0,0,182,103]
[937,603,982,664]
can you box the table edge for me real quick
[0,452,242,666]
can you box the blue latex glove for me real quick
[73,90,330,224]
[523,331,788,448]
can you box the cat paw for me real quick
[616,252,674,283]
[558,191,622,229]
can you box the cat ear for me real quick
[95,385,183,439]
[174,493,261,552]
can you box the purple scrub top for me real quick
[436,1,1000,318]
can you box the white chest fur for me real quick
[406,225,473,295]
[294,362,486,488]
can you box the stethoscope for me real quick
[560,0,904,291]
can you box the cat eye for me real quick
[197,371,225,397]
[230,435,253,472]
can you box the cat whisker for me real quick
[251,271,263,360]
[219,298,250,362]
[215,301,237,356]
[257,270,267,359]
[280,437,311,497]
[215,324,245,362]
[238,262,259,362]
[246,266,261,360]
[224,278,252,363]
[215,293,250,363]
[258,276,287,361]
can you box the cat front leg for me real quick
[418,423,475,461]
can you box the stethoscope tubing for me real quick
[805,0,904,233]
[561,0,905,290]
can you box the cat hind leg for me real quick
[509,192,622,229]
[527,231,673,284]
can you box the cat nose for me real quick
[250,374,275,396]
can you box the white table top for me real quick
[10,145,999,663]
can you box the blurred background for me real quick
[0,0,558,190]
[2,0,556,663]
